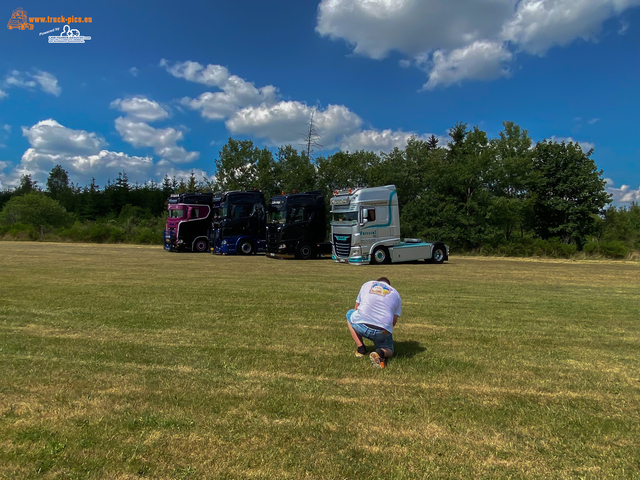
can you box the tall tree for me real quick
[316,150,379,194]
[186,171,198,192]
[440,124,496,247]
[14,174,39,196]
[301,110,322,161]
[275,145,316,194]
[80,178,101,220]
[489,122,534,241]
[46,165,70,200]
[426,134,439,150]
[254,147,278,199]
[530,140,611,247]
[214,138,260,191]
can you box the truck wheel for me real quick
[429,246,446,264]
[371,246,390,265]
[295,242,315,260]
[194,239,208,253]
[239,240,253,255]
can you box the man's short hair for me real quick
[376,277,390,285]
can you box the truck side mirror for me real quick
[361,209,368,225]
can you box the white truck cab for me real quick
[330,185,449,265]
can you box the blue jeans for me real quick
[346,309,394,352]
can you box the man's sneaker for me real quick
[355,346,367,357]
[370,351,385,369]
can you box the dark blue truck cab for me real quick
[210,191,267,255]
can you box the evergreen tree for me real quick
[186,171,198,192]
[46,165,71,201]
[14,174,39,196]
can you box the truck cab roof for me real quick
[269,191,324,206]
[330,185,397,207]
[168,192,214,205]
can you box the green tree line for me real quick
[1,121,638,258]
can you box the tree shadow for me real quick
[393,341,426,359]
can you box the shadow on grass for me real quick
[393,341,427,359]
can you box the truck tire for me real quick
[194,239,209,253]
[371,246,390,265]
[239,240,253,255]
[428,245,446,264]
[295,242,315,260]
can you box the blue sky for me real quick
[1,0,639,204]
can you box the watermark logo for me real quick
[7,7,93,38]
[7,7,33,30]
[48,24,91,43]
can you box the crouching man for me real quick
[346,277,402,369]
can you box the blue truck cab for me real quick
[210,190,267,255]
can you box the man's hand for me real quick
[393,315,399,327]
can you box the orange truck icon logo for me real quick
[7,7,33,30]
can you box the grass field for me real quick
[1,242,639,479]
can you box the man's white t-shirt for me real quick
[350,280,402,332]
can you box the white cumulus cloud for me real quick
[226,102,363,147]
[340,129,446,152]
[22,119,106,156]
[110,97,170,122]
[162,58,445,152]
[316,0,513,59]
[31,71,62,96]
[114,117,199,164]
[316,0,640,88]
[3,69,61,96]
[423,41,513,90]
[20,148,153,176]
[502,0,640,55]
[0,119,156,188]
[161,59,278,120]
[605,178,640,205]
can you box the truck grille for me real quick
[333,234,352,257]
[266,226,279,244]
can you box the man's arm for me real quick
[354,302,359,310]
[392,315,399,327]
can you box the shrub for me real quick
[1,223,39,240]
[134,227,162,245]
[599,241,629,258]
[0,193,73,235]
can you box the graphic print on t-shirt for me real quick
[369,283,391,296]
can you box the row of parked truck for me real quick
[163,185,449,265]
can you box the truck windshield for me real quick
[331,212,358,222]
[267,205,287,224]
[169,208,185,218]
